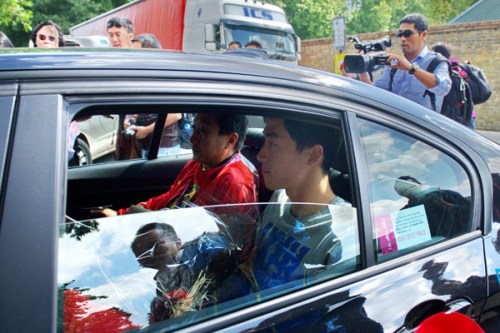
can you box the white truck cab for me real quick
[184,0,301,63]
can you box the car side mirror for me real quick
[205,24,216,51]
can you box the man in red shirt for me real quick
[96,113,258,217]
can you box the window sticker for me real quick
[376,205,431,255]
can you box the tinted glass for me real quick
[63,111,360,331]
[358,119,472,262]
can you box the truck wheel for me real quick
[76,138,92,166]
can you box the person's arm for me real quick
[385,53,450,92]
[134,113,182,139]
[425,61,452,96]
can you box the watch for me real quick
[409,63,419,75]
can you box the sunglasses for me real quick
[37,34,57,42]
[395,29,419,38]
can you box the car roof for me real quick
[0,48,497,161]
[0,48,424,114]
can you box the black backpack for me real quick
[390,54,473,126]
[455,62,491,104]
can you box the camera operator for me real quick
[358,13,451,113]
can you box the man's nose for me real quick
[257,145,266,163]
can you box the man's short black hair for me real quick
[228,41,242,48]
[107,17,134,33]
[278,118,336,173]
[131,33,161,49]
[400,13,429,33]
[213,113,248,151]
[431,42,451,59]
[0,31,14,48]
[135,222,178,241]
[245,40,262,49]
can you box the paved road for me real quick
[478,130,500,145]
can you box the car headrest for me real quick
[244,128,264,149]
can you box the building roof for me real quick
[449,0,500,24]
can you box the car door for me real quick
[59,97,484,333]
[189,110,485,333]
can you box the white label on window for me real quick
[376,205,431,255]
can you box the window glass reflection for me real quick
[358,119,472,261]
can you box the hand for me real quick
[133,126,151,139]
[123,118,136,128]
[89,208,117,218]
[386,53,412,72]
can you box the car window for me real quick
[69,113,268,167]
[63,110,360,331]
[60,203,359,331]
[358,119,472,262]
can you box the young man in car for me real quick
[95,113,258,217]
[106,17,134,48]
[250,117,356,289]
[359,13,451,113]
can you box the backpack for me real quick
[454,62,491,104]
[178,113,195,149]
[390,54,473,126]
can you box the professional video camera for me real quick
[343,35,392,73]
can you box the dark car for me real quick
[1,48,499,333]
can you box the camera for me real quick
[343,35,391,73]
[122,127,136,139]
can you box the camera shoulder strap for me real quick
[389,68,397,92]
[389,54,448,111]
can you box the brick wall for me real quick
[299,21,500,130]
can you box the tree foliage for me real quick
[0,0,32,31]
[268,0,477,39]
[0,0,479,47]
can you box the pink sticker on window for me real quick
[375,214,398,255]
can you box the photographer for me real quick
[357,13,451,113]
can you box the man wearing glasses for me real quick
[359,13,451,114]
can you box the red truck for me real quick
[70,0,301,63]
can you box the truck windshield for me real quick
[224,23,296,60]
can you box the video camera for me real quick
[343,35,391,73]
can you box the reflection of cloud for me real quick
[351,262,431,331]
[87,268,156,326]
[58,207,223,326]
[59,208,220,283]
[370,198,407,217]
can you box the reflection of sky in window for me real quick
[360,123,471,203]
[352,245,483,332]
[58,208,220,327]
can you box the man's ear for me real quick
[307,144,324,166]
[226,132,239,149]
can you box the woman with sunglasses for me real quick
[30,20,65,48]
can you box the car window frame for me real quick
[351,111,484,262]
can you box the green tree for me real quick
[0,0,32,29]
[269,0,477,39]
[0,0,33,46]
[269,0,344,39]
